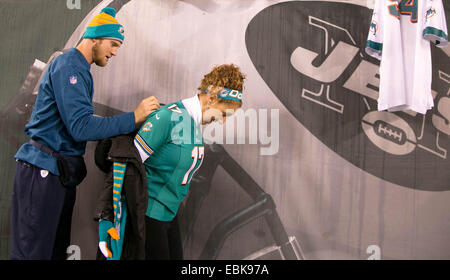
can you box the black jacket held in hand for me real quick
[93,133,148,260]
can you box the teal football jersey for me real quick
[134,101,204,221]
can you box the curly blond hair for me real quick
[198,64,246,105]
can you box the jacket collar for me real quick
[108,133,141,161]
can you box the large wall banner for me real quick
[0,0,449,260]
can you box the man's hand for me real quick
[98,220,119,258]
[134,96,160,124]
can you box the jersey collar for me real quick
[181,95,202,126]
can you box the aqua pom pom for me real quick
[101,7,116,18]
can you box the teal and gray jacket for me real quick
[94,133,148,260]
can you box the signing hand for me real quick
[134,96,160,124]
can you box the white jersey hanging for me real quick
[366,0,448,114]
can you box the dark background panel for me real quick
[0,0,102,260]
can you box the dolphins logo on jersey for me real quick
[369,20,378,36]
[426,7,437,21]
[142,121,152,132]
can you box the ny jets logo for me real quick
[290,16,360,114]
[289,16,449,159]
[246,1,449,189]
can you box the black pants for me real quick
[145,215,183,260]
[10,160,76,260]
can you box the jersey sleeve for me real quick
[365,0,384,60]
[52,66,136,142]
[423,0,448,47]
[134,109,173,162]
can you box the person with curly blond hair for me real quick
[95,64,246,260]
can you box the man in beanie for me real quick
[11,7,160,260]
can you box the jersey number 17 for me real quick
[182,146,205,185]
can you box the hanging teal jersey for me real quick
[134,100,204,221]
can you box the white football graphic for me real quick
[361,111,417,155]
